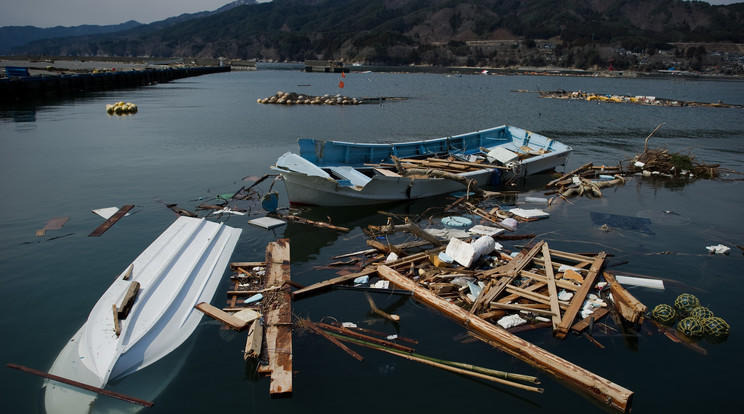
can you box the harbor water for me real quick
[1,66,743,413]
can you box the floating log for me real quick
[377,265,633,413]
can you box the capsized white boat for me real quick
[42,216,242,413]
[271,125,571,206]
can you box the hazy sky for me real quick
[0,0,740,28]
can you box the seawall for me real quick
[1,66,231,102]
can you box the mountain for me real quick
[0,21,142,55]
[0,1,258,55]
[8,0,744,73]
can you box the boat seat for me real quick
[329,166,372,187]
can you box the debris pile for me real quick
[257,91,360,105]
[535,89,743,108]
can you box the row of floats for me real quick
[257,91,361,105]
[105,101,138,115]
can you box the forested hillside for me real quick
[11,0,744,73]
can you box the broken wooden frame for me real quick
[195,239,293,398]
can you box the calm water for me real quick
[1,67,743,413]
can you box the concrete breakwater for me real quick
[1,66,230,102]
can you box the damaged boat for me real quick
[42,216,242,413]
[272,125,571,206]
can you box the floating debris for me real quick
[257,91,360,105]
[535,89,743,108]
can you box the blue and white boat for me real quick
[272,125,571,206]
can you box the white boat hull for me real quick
[43,217,242,413]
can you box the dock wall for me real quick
[1,66,230,102]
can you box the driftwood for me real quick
[377,265,633,413]
[547,162,593,187]
[276,214,349,232]
[369,217,443,247]
[391,156,503,199]
[366,293,401,322]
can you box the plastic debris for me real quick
[371,280,390,289]
[445,236,496,267]
[441,216,473,227]
[497,314,528,329]
[706,244,730,254]
[510,208,550,219]
[244,293,263,304]
[342,322,358,328]
[354,275,369,285]
[524,197,548,203]
[468,224,505,238]
[501,217,518,230]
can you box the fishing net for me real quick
[677,317,704,337]
[702,317,730,338]
[674,293,700,315]
[690,306,714,320]
[652,304,676,324]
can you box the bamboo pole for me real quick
[320,330,543,393]
[377,265,633,413]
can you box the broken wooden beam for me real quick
[377,264,633,413]
[603,271,648,324]
[88,205,134,237]
[245,321,264,361]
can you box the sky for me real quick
[0,0,740,28]
[0,1,270,28]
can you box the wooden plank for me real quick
[377,265,633,413]
[554,252,606,339]
[6,363,154,407]
[541,243,563,333]
[571,308,609,333]
[88,204,134,237]
[262,239,292,397]
[195,302,249,331]
[231,261,266,269]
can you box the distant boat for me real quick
[271,125,571,206]
[42,217,242,413]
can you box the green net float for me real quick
[690,306,714,320]
[702,316,730,338]
[677,317,704,337]
[674,293,700,315]
[652,304,676,324]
